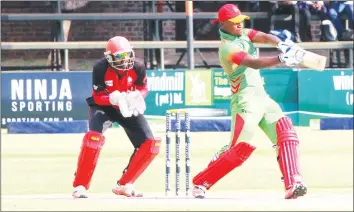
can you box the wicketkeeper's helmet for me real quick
[104,36,135,71]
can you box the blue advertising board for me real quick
[1,72,91,127]
[1,68,352,128]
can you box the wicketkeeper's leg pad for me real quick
[193,142,256,190]
[73,131,105,190]
[276,117,303,190]
[118,138,161,185]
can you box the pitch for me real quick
[1,125,353,211]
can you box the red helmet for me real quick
[104,36,135,71]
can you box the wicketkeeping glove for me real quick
[126,90,146,116]
[109,91,133,118]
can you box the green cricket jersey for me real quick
[217,28,284,147]
[218,29,265,96]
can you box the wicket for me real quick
[165,109,191,197]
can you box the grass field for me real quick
[1,125,353,211]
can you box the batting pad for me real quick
[320,117,353,130]
[7,121,89,134]
[171,118,231,132]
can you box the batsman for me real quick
[72,36,160,198]
[192,4,307,199]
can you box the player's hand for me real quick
[109,90,121,106]
[118,92,134,118]
[278,46,303,67]
[279,53,299,67]
[126,90,146,116]
[109,91,133,118]
[126,91,140,117]
[277,39,295,54]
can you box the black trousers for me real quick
[88,106,154,149]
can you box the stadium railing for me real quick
[2,40,353,70]
[0,12,267,25]
[1,11,352,70]
[0,11,268,70]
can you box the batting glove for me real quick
[277,39,295,54]
[278,51,299,67]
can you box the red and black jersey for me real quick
[86,58,148,107]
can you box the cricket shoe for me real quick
[72,185,88,199]
[285,183,307,199]
[192,185,206,199]
[112,183,143,197]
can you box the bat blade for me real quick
[295,48,327,71]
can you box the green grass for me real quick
[1,127,353,211]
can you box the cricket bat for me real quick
[294,48,327,71]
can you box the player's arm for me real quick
[134,62,148,98]
[246,28,296,54]
[236,53,281,70]
[224,43,281,70]
[91,62,112,105]
[229,48,302,69]
[247,29,281,46]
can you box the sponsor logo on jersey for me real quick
[127,76,133,84]
[105,80,113,86]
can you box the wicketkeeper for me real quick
[192,4,307,199]
[72,36,160,198]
